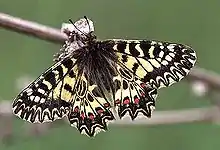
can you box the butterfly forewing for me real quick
[111,39,196,89]
[12,56,76,123]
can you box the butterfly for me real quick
[12,17,197,137]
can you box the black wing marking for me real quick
[68,73,115,137]
[113,63,157,120]
[110,39,196,89]
[12,56,77,123]
[12,55,115,137]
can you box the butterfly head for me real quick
[68,17,96,43]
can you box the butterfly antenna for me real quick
[84,16,91,33]
[68,19,87,37]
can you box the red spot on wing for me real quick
[74,107,79,112]
[141,92,145,97]
[89,114,94,120]
[123,98,130,105]
[104,103,110,108]
[140,83,146,88]
[81,112,85,120]
[134,98,140,104]
[97,109,104,114]
[114,99,120,105]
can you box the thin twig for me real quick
[111,107,218,125]
[0,12,67,43]
[187,67,220,90]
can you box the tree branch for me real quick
[111,106,219,125]
[0,12,67,43]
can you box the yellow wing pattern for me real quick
[12,55,115,137]
[12,38,196,137]
[111,39,196,89]
[12,56,76,123]
[68,73,115,136]
[113,63,157,120]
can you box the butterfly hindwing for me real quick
[111,39,196,89]
[68,73,115,137]
[113,63,157,120]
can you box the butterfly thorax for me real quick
[73,37,118,93]
[53,28,92,60]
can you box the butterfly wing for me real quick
[12,56,76,123]
[111,39,196,89]
[98,39,196,120]
[12,55,115,137]
[113,63,157,120]
[68,72,115,137]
